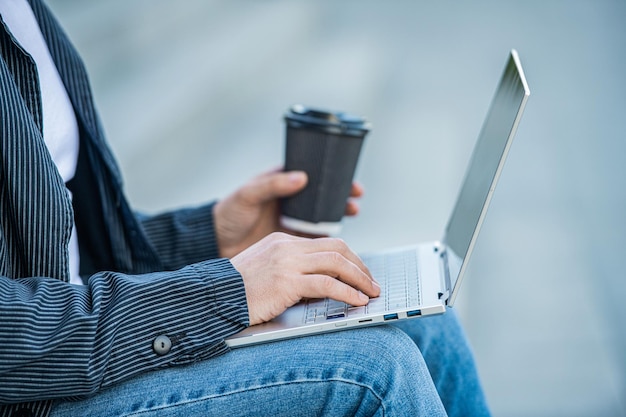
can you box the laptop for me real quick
[226,49,530,348]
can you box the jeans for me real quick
[50,309,490,416]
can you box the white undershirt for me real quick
[0,0,82,284]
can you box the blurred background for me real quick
[46,1,625,415]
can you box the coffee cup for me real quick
[280,104,371,235]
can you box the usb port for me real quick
[407,310,422,317]
[383,313,399,321]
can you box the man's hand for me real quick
[213,169,364,258]
[231,232,380,325]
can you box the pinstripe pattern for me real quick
[0,16,71,282]
[1,1,249,416]
[139,206,221,271]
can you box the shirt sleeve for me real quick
[0,258,249,404]
[137,201,221,270]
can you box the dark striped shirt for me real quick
[0,1,249,416]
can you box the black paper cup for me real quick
[280,105,371,235]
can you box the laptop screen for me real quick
[443,50,530,305]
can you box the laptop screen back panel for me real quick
[443,50,530,306]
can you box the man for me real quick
[0,0,490,415]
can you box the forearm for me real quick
[0,258,248,404]
[138,202,220,270]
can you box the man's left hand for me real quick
[213,169,364,258]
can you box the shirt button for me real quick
[153,335,172,355]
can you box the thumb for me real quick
[241,170,308,204]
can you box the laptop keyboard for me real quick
[303,248,421,324]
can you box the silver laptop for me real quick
[226,49,530,348]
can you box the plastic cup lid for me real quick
[285,104,371,137]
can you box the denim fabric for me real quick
[393,309,491,417]
[50,309,489,417]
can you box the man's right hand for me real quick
[230,232,380,326]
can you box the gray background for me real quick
[46,1,626,416]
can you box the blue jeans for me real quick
[50,310,490,416]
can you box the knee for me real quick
[330,326,433,391]
[349,325,420,360]
[326,326,444,415]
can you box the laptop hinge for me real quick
[434,243,451,305]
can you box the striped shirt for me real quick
[0,0,82,286]
[0,1,249,416]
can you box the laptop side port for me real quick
[383,313,399,321]
[407,309,422,317]
[358,318,373,323]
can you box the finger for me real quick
[344,200,359,216]
[283,229,326,239]
[285,236,375,283]
[240,170,308,205]
[350,182,364,198]
[298,274,371,306]
[302,251,380,298]
[301,237,373,277]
